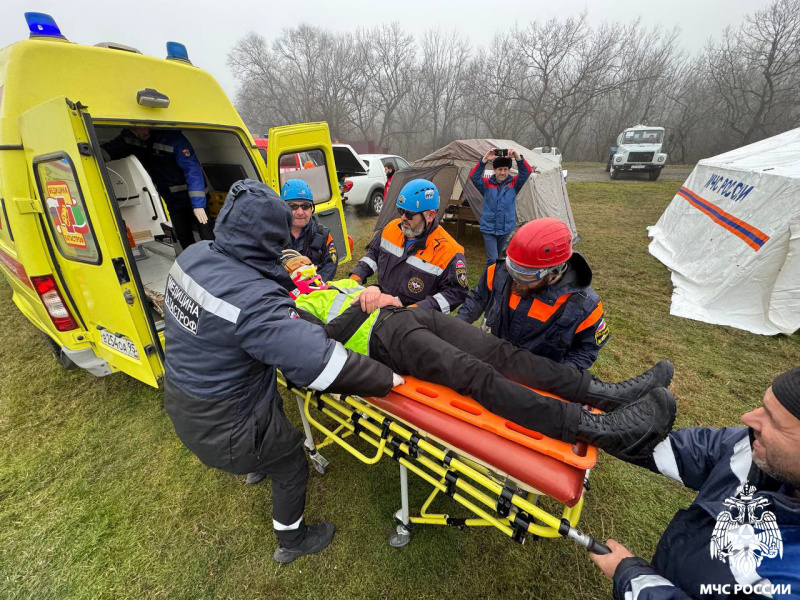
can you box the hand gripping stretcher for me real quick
[278,374,611,554]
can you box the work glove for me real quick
[281,249,312,273]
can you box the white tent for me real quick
[648,128,800,335]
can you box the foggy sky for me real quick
[3,0,771,102]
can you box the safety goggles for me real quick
[505,256,567,283]
[397,207,421,219]
[288,201,313,212]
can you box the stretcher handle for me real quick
[559,519,611,555]
[586,539,611,555]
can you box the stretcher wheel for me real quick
[389,524,411,548]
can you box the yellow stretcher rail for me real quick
[277,375,608,554]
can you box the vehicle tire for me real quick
[366,190,384,216]
[649,170,661,181]
[43,333,77,370]
[605,158,612,172]
[609,166,620,180]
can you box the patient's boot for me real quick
[576,388,676,461]
[273,522,335,565]
[585,360,674,412]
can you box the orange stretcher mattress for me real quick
[368,390,588,508]
[392,377,598,470]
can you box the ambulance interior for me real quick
[94,127,263,330]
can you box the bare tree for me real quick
[705,0,800,146]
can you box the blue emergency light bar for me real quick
[24,12,65,39]
[166,42,192,64]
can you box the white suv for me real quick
[344,153,410,216]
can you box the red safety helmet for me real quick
[506,218,572,280]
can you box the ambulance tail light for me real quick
[24,12,66,39]
[31,275,78,331]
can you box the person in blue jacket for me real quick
[103,127,212,250]
[281,179,338,282]
[470,147,533,266]
[590,367,800,600]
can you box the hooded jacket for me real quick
[612,427,800,600]
[456,252,607,369]
[349,217,469,313]
[163,180,392,474]
[470,158,533,236]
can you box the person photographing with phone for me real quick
[470,148,532,266]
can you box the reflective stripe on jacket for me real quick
[349,218,469,313]
[293,280,377,355]
[456,252,607,369]
[613,427,800,600]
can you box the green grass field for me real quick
[2,170,798,599]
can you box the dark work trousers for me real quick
[166,196,215,251]
[369,308,590,442]
[268,445,310,547]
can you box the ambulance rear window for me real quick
[35,157,100,264]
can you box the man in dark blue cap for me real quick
[590,367,800,599]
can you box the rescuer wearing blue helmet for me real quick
[349,179,469,314]
[281,179,338,283]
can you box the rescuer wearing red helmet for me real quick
[457,218,608,370]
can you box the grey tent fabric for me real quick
[375,139,576,239]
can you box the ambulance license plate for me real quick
[100,330,140,360]
[631,165,645,169]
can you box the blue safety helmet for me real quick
[396,179,440,213]
[281,179,314,204]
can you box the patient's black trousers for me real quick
[369,308,590,442]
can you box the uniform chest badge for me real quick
[408,277,424,294]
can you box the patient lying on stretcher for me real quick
[284,254,676,462]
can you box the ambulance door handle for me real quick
[142,187,159,221]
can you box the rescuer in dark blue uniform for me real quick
[162,180,399,564]
[103,127,212,250]
[589,367,800,600]
[458,218,608,370]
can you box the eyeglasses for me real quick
[288,202,313,212]
[397,207,421,219]
[505,256,567,283]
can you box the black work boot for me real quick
[585,360,674,412]
[273,522,335,565]
[576,388,676,461]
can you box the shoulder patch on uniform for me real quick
[288,308,299,320]
[182,148,191,158]
[456,267,468,288]
[328,240,338,264]
[595,318,610,345]
[165,274,201,334]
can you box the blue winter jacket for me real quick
[103,129,207,209]
[162,180,392,474]
[613,427,800,600]
[469,157,533,235]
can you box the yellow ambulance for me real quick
[0,12,352,387]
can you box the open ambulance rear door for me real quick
[266,123,351,263]
[20,97,163,387]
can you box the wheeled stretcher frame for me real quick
[278,375,610,554]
